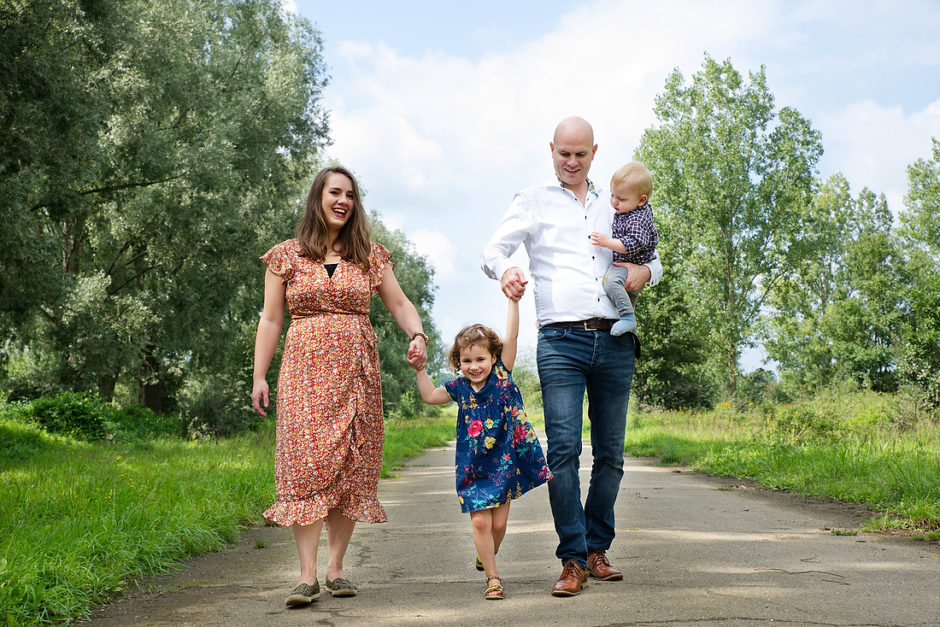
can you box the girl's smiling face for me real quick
[460,343,496,391]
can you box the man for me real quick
[480,116,663,597]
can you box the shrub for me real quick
[177,372,260,437]
[762,404,841,445]
[21,391,109,440]
[108,404,181,440]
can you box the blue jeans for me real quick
[537,325,636,567]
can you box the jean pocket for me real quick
[538,326,569,341]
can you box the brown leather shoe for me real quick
[587,549,623,581]
[551,561,588,597]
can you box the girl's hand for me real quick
[407,337,428,370]
[251,379,270,417]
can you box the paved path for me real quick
[90,442,940,626]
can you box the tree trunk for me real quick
[140,346,162,413]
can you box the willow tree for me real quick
[1,0,329,410]
[636,56,822,395]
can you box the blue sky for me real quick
[285,0,940,369]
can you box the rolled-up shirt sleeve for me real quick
[480,191,532,282]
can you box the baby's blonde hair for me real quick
[448,324,502,374]
[611,161,653,199]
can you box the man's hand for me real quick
[500,267,528,300]
[613,261,652,291]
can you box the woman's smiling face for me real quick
[320,172,355,233]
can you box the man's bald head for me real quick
[550,116,597,193]
[553,116,595,146]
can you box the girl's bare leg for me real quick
[491,501,511,555]
[470,509,498,577]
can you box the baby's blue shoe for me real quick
[611,314,636,336]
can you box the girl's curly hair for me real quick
[448,324,502,374]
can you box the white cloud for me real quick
[409,229,458,280]
[817,98,940,212]
[313,0,940,356]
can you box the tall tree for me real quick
[764,174,854,388]
[766,179,905,392]
[897,138,940,405]
[636,56,822,395]
[0,0,330,408]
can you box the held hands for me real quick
[500,267,528,301]
[406,336,428,371]
[251,379,269,417]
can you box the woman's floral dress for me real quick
[261,239,391,526]
[445,360,552,513]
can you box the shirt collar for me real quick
[558,178,599,199]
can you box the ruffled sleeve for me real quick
[368,242,393,293]
[493,359,512,381]
[444,377,461,402]
[260,239,297,282]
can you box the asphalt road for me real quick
[89,442,940,626]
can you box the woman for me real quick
[251,165,428,607]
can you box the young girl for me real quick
[413,296,552,600]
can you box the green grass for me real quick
[0,410,454,625]
[624,395,940,536]
[382,411,454,476]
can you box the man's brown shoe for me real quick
[587,549,623,581]
[551,561,588,597]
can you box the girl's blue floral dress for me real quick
[445,359,552,513]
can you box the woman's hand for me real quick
[251,379,270,417]
[407,337,428,370]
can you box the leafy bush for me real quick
[21,391,109,440]
[177,372,261,437]
[108,404,181,440]
[762,404,841,445]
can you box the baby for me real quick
[590,161,659,336]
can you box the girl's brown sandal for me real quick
[484,576,504,600]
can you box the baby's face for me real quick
[610,182,646,214]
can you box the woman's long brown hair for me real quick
[295,165,372,272]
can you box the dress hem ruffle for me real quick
[264,492,388,526]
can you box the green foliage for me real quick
[0,0,329,411]
[3,391,180,443]
[369,212,441,418]
[381,412,454,477]
[512,350,543,411]
[0,427,276,624]
[177,371,260,438]
[19,391,109,440]
[766,176,907,392]
[637,55,822,396]
[735,368,779,407]
[897,139,940,406]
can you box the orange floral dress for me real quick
[261,239,392,526]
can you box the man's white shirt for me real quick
[481,180,663,328]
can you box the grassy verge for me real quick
[1,412,454,625]
[623,393,940,540]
